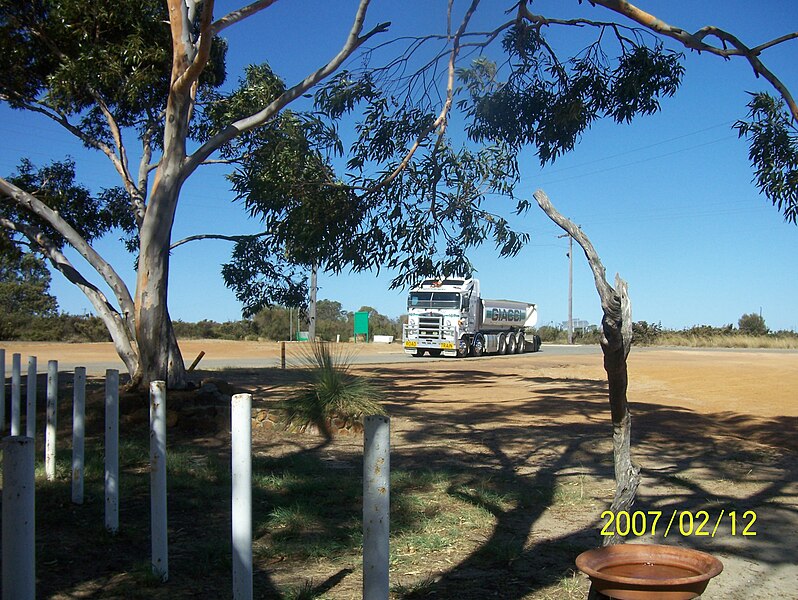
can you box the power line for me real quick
[528,136,736,188]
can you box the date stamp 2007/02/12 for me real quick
[600,509,757,538]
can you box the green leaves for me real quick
[196,64,286,148]
[461,32,684,165]
[314,70,379,119]
[0,251,58,319]
[221,236,308,318]
[1,0,168,117]
[735,93,798,224]
[3,158,136,249]
[0,0,226,137]
[609,46,683,123]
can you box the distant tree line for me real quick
[0,251,111,342]
[172,300,404,342]
[533,313,797,347]
[1,258,404,344]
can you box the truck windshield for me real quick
[408,292,460,309]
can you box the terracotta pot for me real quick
[576,543,723,600]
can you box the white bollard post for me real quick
[11,353,21,436]
[26,356,37,439]
[231,393,253,600]
[150,380,169,581]
[72,367,86,505]
[363,415,390,600]
[105,369,119,533]
[0,348,5,434]
[45,360,58,481]
[2,436,36,600]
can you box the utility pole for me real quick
[309,262,318,342]
[558,232,574,344]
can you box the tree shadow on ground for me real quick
[362,365,796,599]
[230,361,797,597]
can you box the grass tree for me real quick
[277,342,384,441]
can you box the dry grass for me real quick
[651,333,798,349]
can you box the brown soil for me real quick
[3,341,797,598]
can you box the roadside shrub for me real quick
[217,319,257,340]
[738,312,768,336]
[173,319,257,340]
[573,327,601,344]
[0,314,111,342]
[253,306,293,341]
[534,325,565,343]
[632,321,662,345]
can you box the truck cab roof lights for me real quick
[419,278,467,287]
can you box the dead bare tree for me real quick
[534,189,638,546]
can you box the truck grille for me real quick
[418,316,442,339]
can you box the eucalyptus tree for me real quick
[0,0,390,388]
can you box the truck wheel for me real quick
[506,333,517,354]
[515,332,525,354]
[497,333,507,355]
[471,334,485,357]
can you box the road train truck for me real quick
[402,277,541,357]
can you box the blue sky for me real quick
[1,0,797,331]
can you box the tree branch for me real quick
[200,157,245,166]
[1,94,148,224]
[363,0,482,194]
[134,124,160,226]
[0,176,137,337]
[211,0,280,35]
[532,189,639,538]
[170,230,269,250]
[3,97,110,161]
[533,189,615,310]
[0,217,139,375]
[589,0,798,123]
[184,0,389,175]
[173,0,216,93]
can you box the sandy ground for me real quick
[3,340,797,598]
[2,339,794,416]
